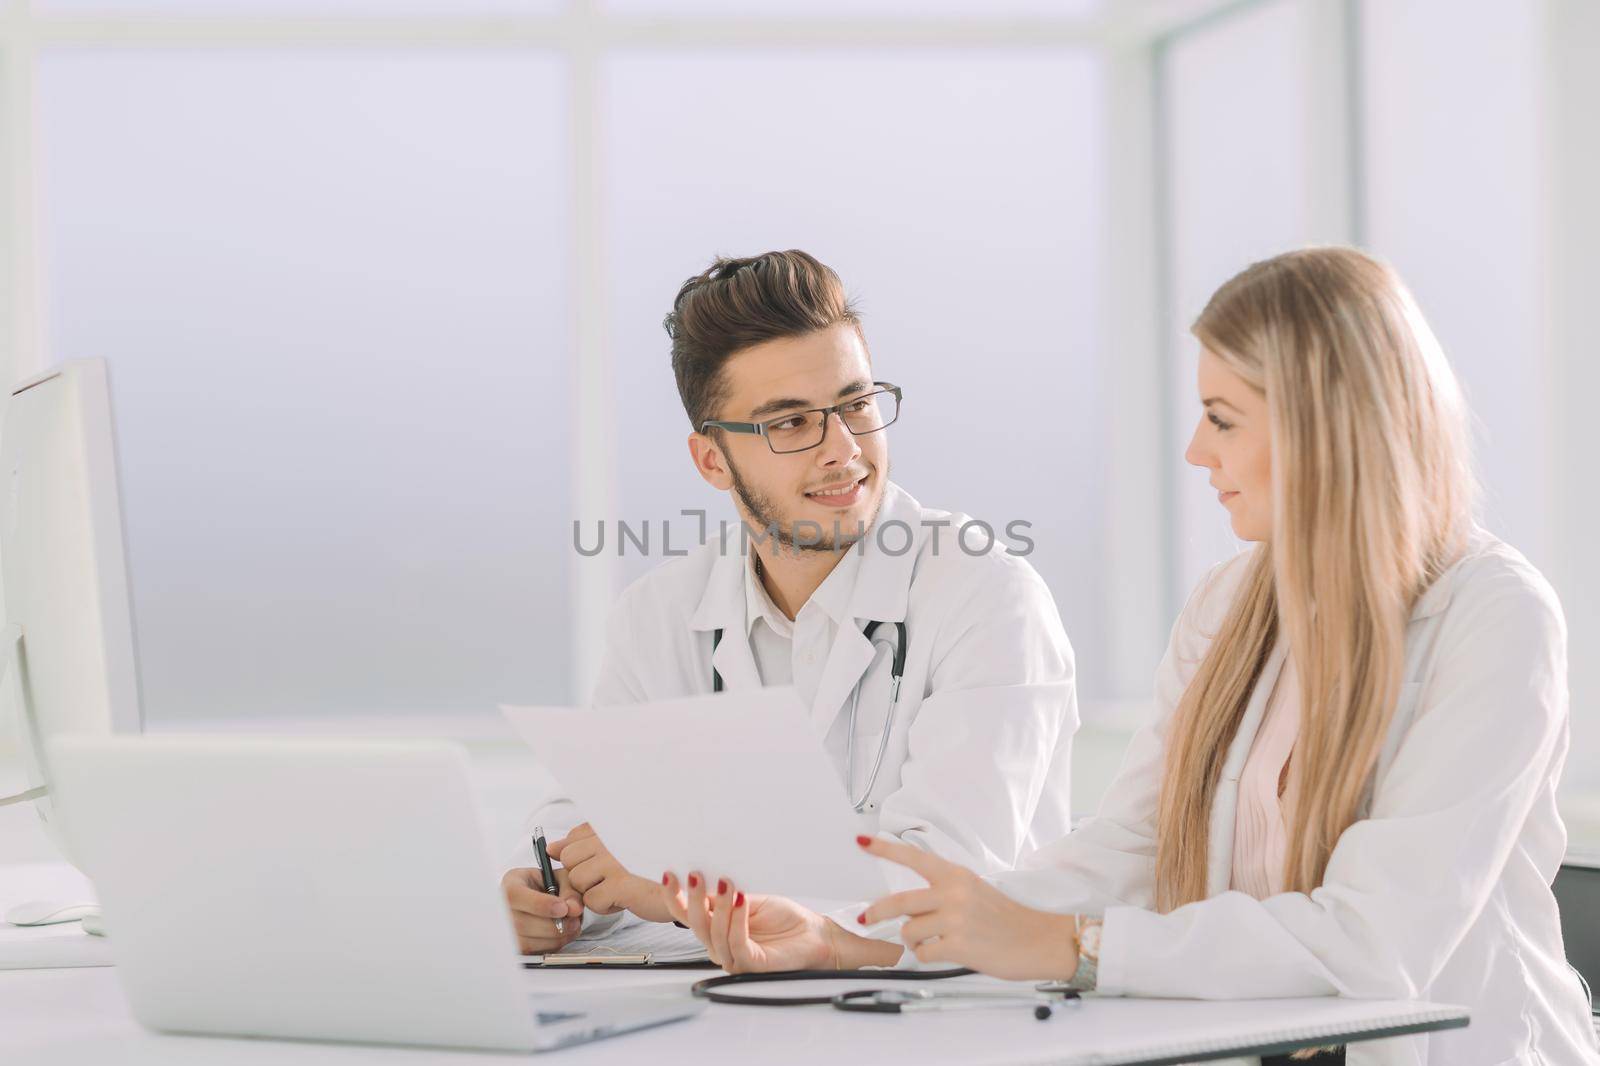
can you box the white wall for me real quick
[14,20,1117,721]
[1360,0,1598,805]
[34,0,563,11]
[1360,0,1548,566]
[604,0,1101,12]
[1,3,1594,819]
[602,49,1112,699]
[1162,0,1334,601]
[1543,0,1600,803]
[1155,0,1599,821]
[36,50,576,718]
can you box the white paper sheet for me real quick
[531,916,710,965]
[500,689,889,902]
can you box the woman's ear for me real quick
[687,432,734,491]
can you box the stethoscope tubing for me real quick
[690,967,974,1007]
[691,969,1081,1018]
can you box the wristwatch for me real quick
[1068,914,1102,991]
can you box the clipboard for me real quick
[522,952,719,970]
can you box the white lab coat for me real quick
[998,532,1598,1066]
[518,481,1077,912]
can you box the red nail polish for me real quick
[717,879,728,896]
[661,873,670,885]
[856,835,872,847]
[735,892,745,908]
[856,912,867,925]
[688,874,699,889]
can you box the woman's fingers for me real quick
[899,912,951,952]
[855,834,953,883]
[684,871,718,965]
[859,887,938,926]
[909,934,954,965]
[707,878,735,970]
[726,891,757,972]
[661,871,690,925]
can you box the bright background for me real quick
[1,0,1596,848]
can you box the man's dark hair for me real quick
[664,250,863,431]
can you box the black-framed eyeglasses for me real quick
[700,382,903,455]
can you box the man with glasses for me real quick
[503,250,1077,955]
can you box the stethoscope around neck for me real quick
[711,619,907,812]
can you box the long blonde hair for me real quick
[1154,248,1476,911]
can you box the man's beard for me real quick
[726,454,887,554]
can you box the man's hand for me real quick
[501,865,583,955]
[549,823,674,923]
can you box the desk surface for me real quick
[0,737,1472,1065]
[0,963,1467,1066]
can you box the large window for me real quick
[1,1,1595,837]
[1,5,1120,723]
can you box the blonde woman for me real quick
[658,248,1599,1066]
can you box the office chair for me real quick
[1553,862,1600,1040]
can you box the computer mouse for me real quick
[3,900,101,927]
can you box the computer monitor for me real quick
[0,358,143,870]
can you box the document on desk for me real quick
[531,917,711,965]
[501,689,887,902]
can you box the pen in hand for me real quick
[532,827,565,936]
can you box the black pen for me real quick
[532,827,564,935]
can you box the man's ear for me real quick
[687,432,734,491]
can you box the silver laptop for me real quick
[47,735,705,1053]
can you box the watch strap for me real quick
[1067,913,1102,991]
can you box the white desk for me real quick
[0,961,1468,1066]
[0,722,1470,1064]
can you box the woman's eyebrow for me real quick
[1202,396,1245,414]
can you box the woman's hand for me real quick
[660,871,901,973]
[857,835,1080,982]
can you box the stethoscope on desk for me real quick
[691,969,1082,1021]
[712,618,907,812]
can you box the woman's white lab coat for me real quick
[1001,532,1597,1066]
